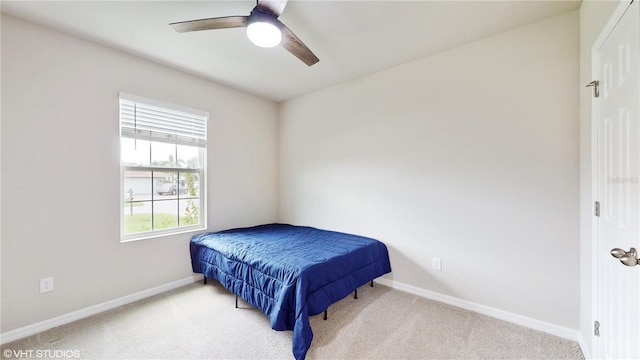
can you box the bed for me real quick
[190,223,392,359]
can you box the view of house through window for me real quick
[120,93,207,240]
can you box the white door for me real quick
[594,1,640,359]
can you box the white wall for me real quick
[578,0,619,356]
[279,11,580,329]
[0,15,278,332]
[3,3,610,343]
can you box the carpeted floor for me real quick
[1,281,584,359]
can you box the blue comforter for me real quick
[190,223,392,359]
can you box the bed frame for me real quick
[204,277,375,320]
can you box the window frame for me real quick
[119,93,208,242]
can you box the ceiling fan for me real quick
[170,0,319,66]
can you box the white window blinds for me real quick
[119,92,208,147]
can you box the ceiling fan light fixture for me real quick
[247,22,281,47]
[246,9,282,48]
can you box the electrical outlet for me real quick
[40,277,54,293]
[432,257,442,271]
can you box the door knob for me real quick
[610,247,640,267]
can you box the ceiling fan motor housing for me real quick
[248,7,281,28]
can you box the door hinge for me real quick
[586,80,600,98]
[595,201,601,217]
[594,320,600,337]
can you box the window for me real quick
[119,93,207,241]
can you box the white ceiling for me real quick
[1,0,580,102]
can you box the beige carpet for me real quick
[1,281,584,359]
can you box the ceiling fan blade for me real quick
[257,0,288,17]
[280,23,319,66]
[170,16,248,33]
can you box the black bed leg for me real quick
[370,280,373,287]
[323,310,327,321]
[354,288,358,299]
[235,295,238,308]
[203,277,207,285]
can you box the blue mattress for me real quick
[190,223,392,359]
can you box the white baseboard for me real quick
[375,278,580,342]
[0,275,203,345]
[578,334,591,359]
[2,276,581,346]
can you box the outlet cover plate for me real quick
[40,277,54,293]
[432,257,442,271]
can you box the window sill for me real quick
[121,226,206,243]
